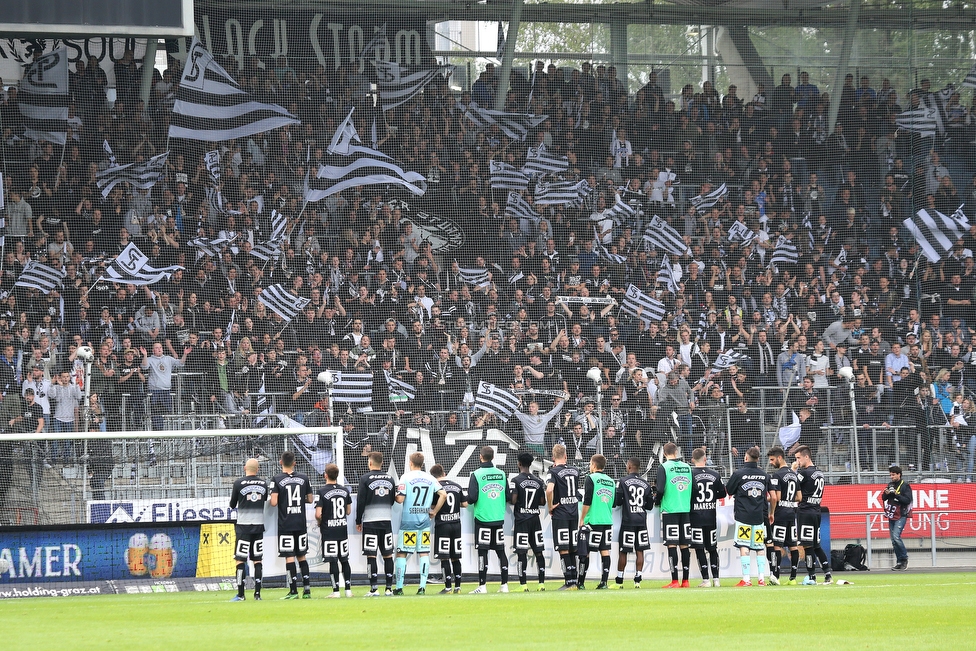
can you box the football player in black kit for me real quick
[725,446,770,587]
[614,457,653,588]
[767,446,801,585]
[315,463,353,598]
[794,445,832,585]
[356,451,396,596]
[229,458,268,601]
[690,448,726,588]
[430,464,466,594]
[269,451,314,599]
[546,443,581,590]
[510,452,547,592]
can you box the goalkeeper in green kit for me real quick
[467,446,511,594]
[577,454,616,589]
[655,442,693,588]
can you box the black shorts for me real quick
[579,524,612,553]
[474,520,505,551]
[618,524,650,552]
[661,512,692,546]
[277,531,309,558]
[796,510,821,545]
[690,524,717,548]
[434,522,462,559]
[770,514,798,547]
[320,526,350,559]
[514,518,545,554]
[234,524,265,562]
[361,522,395,557]
[551,518,578,552]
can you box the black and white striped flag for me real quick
[19,48,69,145]
[204,149,225,216]
[490,160,529,190]
[187,236,224,260]
[95,152,169,198]
[592,193,638,225]
[620,284,666,324]
[373,60,453,112]
[727,220,756,244]
[711,350,750,373]
[769,235,800,267]
[101,242,183,286]
[306,153,427,201]
[250,241,283,262]
[505,191,541,222]
[267,209,287,242]
[690,183,728,211]
[642,215,688,256]
[331,371,373,404]
[464,107,547,141]
[387,372,416,401]
[535,179,588,205]
[257,283,310,322]
[964,61,976,90]
[475,381,521,422]
[455,261,490,287]
[895,106,939,138]
[169,38,300,141]
[359,23,389,60]
[522,146,569,177]
[13,261,64,294]
[495,22,506,60]
[657,255,681,294]
[903,208,968,262]
[592,227,627,264]
[306,111,427,200]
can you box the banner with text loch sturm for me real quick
[823,483,976,538]
[192,3,434,72]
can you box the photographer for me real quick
[883,465,913,571]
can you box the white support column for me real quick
[827,0,862,134]
[139,39,159,106]
[493,0,524,111]
[610,17,629,94]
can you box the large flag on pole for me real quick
[895,106,939,138]
[642,215,689,256]
[620,284,666,324]
[13,261,65,294]
[305,112,427,200]
[169,38,300,141]
[100,243,183,285]
[95,152,169,198]
[19,48,70,145]
[903,207,968,262]
[464,107,547,141]
[373,61,453,112]
[257,283,310,322]
[489,160,529,190]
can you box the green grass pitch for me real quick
[1,573,971,650]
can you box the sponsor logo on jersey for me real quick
[671,475,691,491]
[482,482,504,500]
[596,487,614,503]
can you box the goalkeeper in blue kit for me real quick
[394,452,447,595]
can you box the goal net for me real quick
[0,424,341,588]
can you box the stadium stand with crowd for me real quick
[2,39,976,515]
